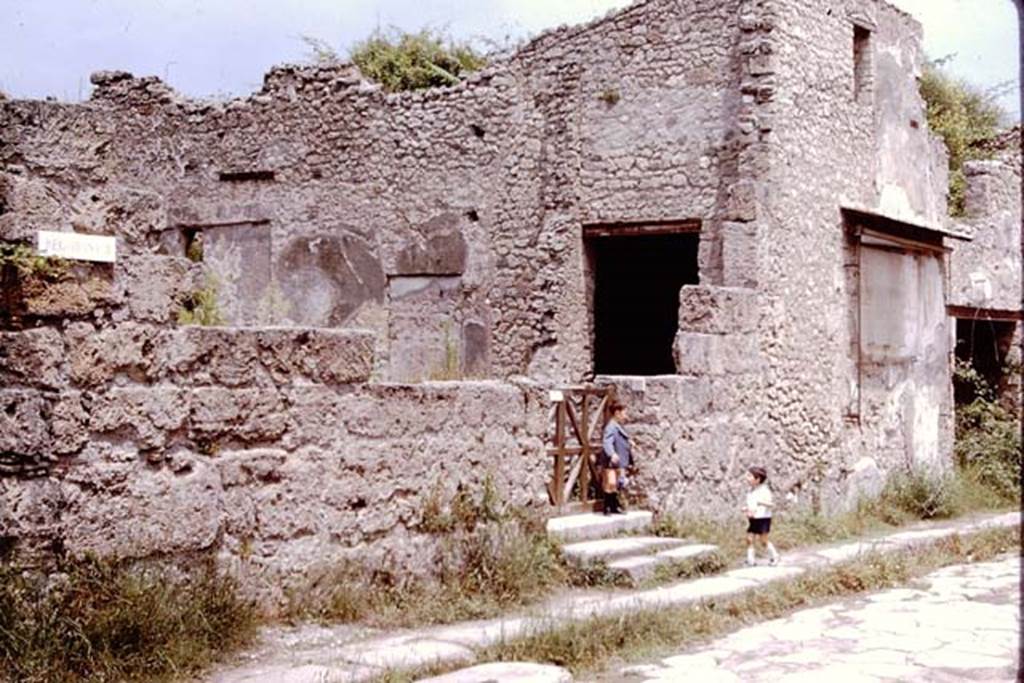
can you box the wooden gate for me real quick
[546,385,615,511]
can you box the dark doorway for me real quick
[954,317,1016,404]
[588,231,699,375]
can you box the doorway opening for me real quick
[953,316,1017,405]
[586,225,700,375]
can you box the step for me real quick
[546,511,653,543]
[606,543,720,584]
[561,535,688,564]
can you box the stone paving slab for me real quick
[603,554,1021,683]
[207,511,1020,683]
[419,662,572,683]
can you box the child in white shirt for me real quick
[743,466,780,566]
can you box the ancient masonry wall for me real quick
[742,0,952,506]
[950,146,1022,313]
[0,0,957,600]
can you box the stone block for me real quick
[119,255,198,323]
[0,327,65,389]
[66,322,158,387]
[724,179,758,221]
[678,285,758,334]
[256,328,375,385]
[673,331,720,376]
[60,460,223,559]
[722,222,759,288]
[0,390,52,472]
[17,269,116,319]
[51,391,90,455]
[155,326,261,387]
[189,387,287,442]
[89,387,188,450]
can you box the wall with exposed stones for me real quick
[949,144,1021,313]
[0,0,964,596]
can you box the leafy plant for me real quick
[919,58,1008,216]
[953,360,1021,500]
[0,241,67,278]
[177,273,225,326]
[351,29,487,92]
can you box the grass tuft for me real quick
[474,526,1017,675]
[0,555,257,682]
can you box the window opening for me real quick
[853,24,872,103]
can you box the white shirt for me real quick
[746,483,773,518]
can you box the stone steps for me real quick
[548,511,720,585]
[561,535,687,563]
[606,543,720,583]
[546,511,653,543]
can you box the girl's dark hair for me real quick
[608,401,627,414]
[749,466,767,483]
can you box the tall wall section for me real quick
[754,0,953,508]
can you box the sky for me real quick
[0,0,1019,120]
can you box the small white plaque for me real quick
[548,390,564,403]
[37,230,116,263]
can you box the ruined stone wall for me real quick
[748,0,953,509]
[1,317,557,605]
[0,0,742,385]
[0,0,958,593]
[949,146,1022,313]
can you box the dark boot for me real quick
[602,492,613,515]
[610,492,624,514]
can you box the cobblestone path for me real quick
[602,554,1020,682]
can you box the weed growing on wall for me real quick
[0,241,67,278]
[351,29,487,92]
[919,59,1008,216]
[177,272,225,326]
[0,555,257,682]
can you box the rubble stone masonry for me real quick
[1,0,1000,604]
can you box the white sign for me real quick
[37,230,117,263]
[548,390,564,403]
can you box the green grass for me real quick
[285,514,566,629]
[469,525,1018,676]
[0,555,258,683]
[651,466,1017,566]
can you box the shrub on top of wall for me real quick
[350,29,487,92]
[918,59,1008,216]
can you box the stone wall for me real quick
[0,0,961,596]
[949,145,1022,312]
[0,0,742,385]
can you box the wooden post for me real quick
[579,393,590,505]
[553,400,566,507]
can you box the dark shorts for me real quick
[747,517,772,535]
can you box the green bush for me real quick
[0,241,67,278]
[918,60,1007,216]
[0,556,257,682]
[879,467,963,520]
[351,29,487,92]
[954,362,1021,501]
